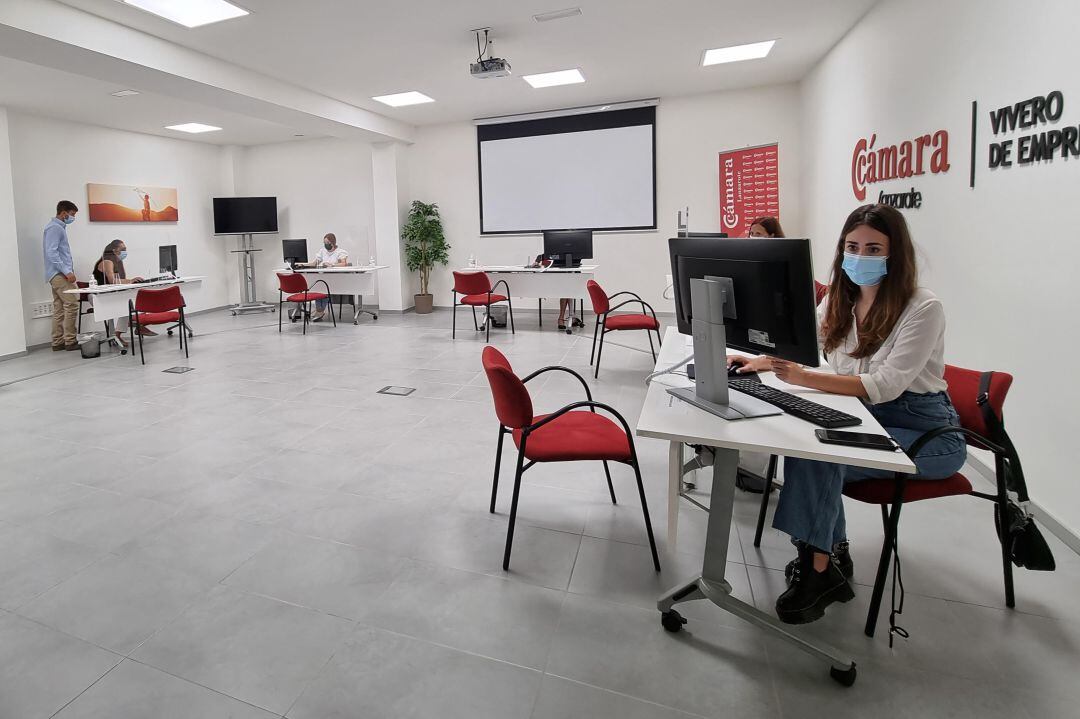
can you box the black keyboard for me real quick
[728,378,862,428]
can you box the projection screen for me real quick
[477,106,657,234]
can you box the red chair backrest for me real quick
[944,364,1013,446]
[586,280,609,314]
[277,272,309,294]
[134,285,184,313]
[453,271,492,295]
[814,281,828,306]
[482,346,533,429]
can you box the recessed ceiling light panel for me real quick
[533,7,582,22]
[522,68,586,88]
[702,40,776,66]
[110,89,141,97]
[371,91,435,107]
[165,123,222,134]
[121,0,249,29]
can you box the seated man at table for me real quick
[303,232,348,321]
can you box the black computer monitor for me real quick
[679,232,728,238]
[158,244,178,274]
[543,230,593,267]
[282,239,308,266]
[669,237,820,367]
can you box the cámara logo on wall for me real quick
[850,130,950,207]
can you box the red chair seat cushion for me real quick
[460,293,508,306]
[136,311,180,326]
[605,313,659,331]
[843,472,973,504]
[513,411,631,462]
[286,292,329,302]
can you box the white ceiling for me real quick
[0,55,318,145]
[52,0,878,128]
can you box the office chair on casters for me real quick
[127,285,189,365]
[586,280,661,379]
[277,272,336,335]
[452,271,514,343]
[482,346,660,573]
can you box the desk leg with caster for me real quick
[657,445,858,686]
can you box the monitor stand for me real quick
[666,277,780,421]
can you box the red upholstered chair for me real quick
[482,346,660,572]
[841,366,1020,640]
[814,280,829,306]
[452,271,514,343]
[127,285,188,365]
[587,280,661,378]
[277,272,335,335]
[76,281,94,333]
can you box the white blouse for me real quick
[818,287,948,405]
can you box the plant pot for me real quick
[414,293,434,314]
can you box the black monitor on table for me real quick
[543,229,593,267]
[669,236,820,367]
[282,239,308,267]
[158,244,178,274]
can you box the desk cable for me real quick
[645,352,694,386]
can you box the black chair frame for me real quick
[279,279,336,335]
[489,365,660,573]
[453,279,515,342]
[590,291,662,378]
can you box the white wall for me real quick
[800,0,1080,533]
[7,112,232,346]
[0,109,27,357]
[236,138,376,303]
[406,84,805,311]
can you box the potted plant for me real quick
[402,200,450,314]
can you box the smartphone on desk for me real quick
[815,429,900,451]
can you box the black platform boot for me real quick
[776,543,855,625]
[785,540,853,583]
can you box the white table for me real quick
[462,265,598,328]
[636,327,916,684]
[65,276,205,324]
[292,265,388,323]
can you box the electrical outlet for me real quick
[31,301,54,318]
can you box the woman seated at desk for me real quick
[730,203,965,626]
[300,232,348,322]
[93,239,145,346]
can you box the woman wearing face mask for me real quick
[307,232,349,321]
[730,204,965,625]
[93,239,145,346]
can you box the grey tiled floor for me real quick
[1,308,1079,718]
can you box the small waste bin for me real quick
[78,333,101,359]
[488,305,508,327]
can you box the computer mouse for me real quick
[728,364,757,378]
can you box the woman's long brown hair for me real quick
[749,216,785,237]
[821,204,917,358]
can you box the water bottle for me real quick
[369,255,376,266]
[88,275,97,288]
[468,254,476,268]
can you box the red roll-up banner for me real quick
[718,143,779,237]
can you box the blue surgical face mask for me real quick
[63,215,75,225]
[842,252,888,286]
[119,250,128,260]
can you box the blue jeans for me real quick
[772,391,967,552]
[315,298,330,311]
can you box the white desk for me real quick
[65,276,205,323]
[462,265,598,327]
[636,327,916,684]
[291,265,388,323]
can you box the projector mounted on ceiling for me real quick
[470,28,511,79]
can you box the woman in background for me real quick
[748,216,785,238]
[93,239,144,346]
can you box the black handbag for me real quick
[979,372,1056,572]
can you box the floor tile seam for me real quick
[351,618,551,675]
[534,672,711,719]
[44,651,126,719]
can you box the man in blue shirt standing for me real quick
[44,200,80,350]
